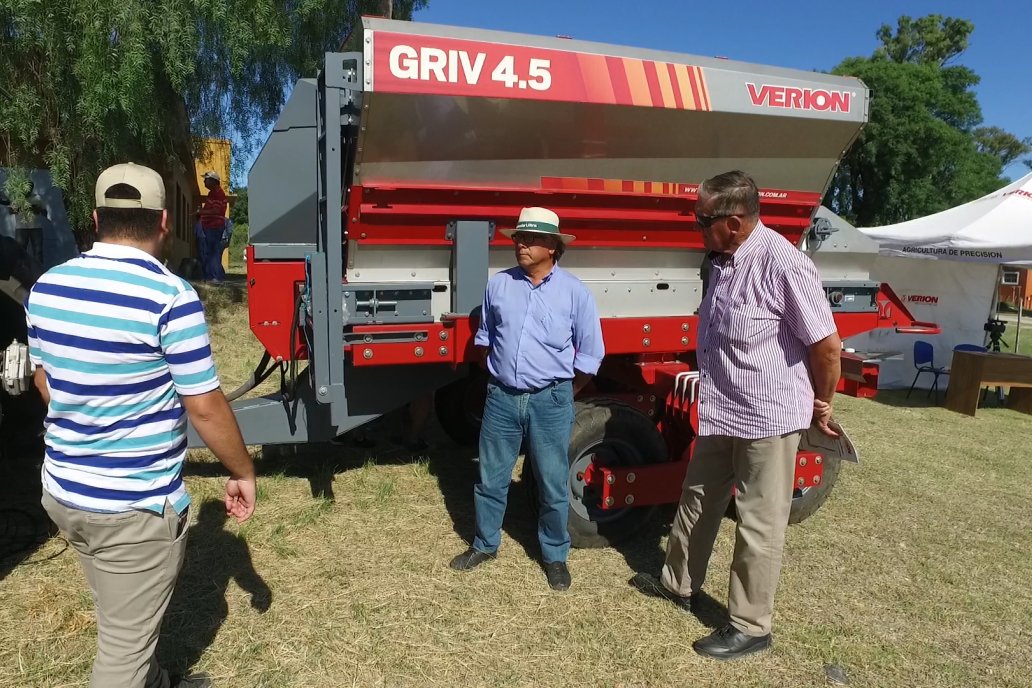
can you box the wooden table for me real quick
[944,351,1032,416]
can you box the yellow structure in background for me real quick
[193,137,235,270]
[194,138,231,192]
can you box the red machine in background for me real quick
[208,18,937,546]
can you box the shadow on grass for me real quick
[611,515,669,575]
[158,500,271,674]
[688,591,730,630]
[0,388,50,583]
[182,407,547,567]
[868,387,1008,410]
[867,388,945,409]
[182,405,738,623]
[611,513,729,630]
[0,445,55,582]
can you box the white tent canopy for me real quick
[858,172,1032,263]
[845,174,1032,388]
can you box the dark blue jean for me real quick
[472,379,575,563]
[196,223,225,282]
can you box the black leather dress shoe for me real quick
[449,547,495,571]
[629,572,697,613]
[169,671,213,688]
[543,561,571,591]
[693,624,772,661]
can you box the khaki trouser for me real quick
[42,491,190,688]
[660,432,801,636]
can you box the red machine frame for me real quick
[246,180,936,511]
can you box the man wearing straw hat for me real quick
[449,207,604,591]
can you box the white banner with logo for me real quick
[845,256,1000,389]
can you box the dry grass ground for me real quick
[2,277,1032,687]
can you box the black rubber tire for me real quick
[434,368,488,446]
[788,451,841,524]
[524,399,669,549]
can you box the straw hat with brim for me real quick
[500,207,575,244]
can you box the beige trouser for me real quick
[42,491,190,688]
[660,432,801,636]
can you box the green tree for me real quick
[230,186,248,226]
[824,15,1029,225]
[973,127,1031,170]
[874,15,973,66]
[0,0,427,244]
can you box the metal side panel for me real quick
[189,374,342,447]
[0,168,78,269]
[355,95,862,195]
[315,52,365,426]
[248,81,318,247]
[252,244,318,260]
[249,128,318,246]
[451,220,492,314]
[187,363,466,447]
[274,78,318,131]
[807,206,880,281]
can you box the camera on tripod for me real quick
[985,318,1007,337]
[984,318,1008,351]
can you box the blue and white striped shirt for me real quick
[26,242,220,514]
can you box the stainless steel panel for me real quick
[356,94,859,193]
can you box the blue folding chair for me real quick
[907,340,949,399]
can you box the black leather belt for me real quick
[489,377,571,394]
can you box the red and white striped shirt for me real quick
[696,222,836,439]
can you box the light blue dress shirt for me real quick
[475,264,605,390]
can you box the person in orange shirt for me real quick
[196,172,228,283]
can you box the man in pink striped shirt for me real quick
[632,171,841,660]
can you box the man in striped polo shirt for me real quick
[26,163,257,688]
[632,171,841,660]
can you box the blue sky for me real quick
[239,1,1029,184]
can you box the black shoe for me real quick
[449,547,495,571]
[329,431,376,448]
[391,434,430,453]
[692,624,772,661]
[543,561,571,591]
[405,438,429,453]
[629,572,696,613]
[169,671,213,688]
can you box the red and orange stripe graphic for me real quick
[578,54,710,111]
[542,177,697,195]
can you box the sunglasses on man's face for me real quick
[511,232,551,245]
[694,213,738,229]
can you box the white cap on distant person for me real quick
[95,162,165,210]
[202,171,221,182]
